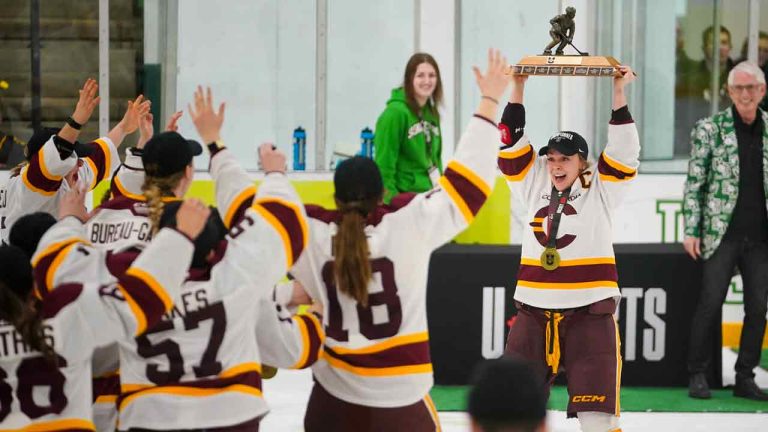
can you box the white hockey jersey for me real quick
[0,217,193,431]
[0,136,119,243]
[288,116,500,408]
[497,103,640,309]
[112,148,317,430]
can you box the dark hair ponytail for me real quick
[334,202,376,306]
[0,245,55,361]
[332,156,384,307]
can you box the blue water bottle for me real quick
[293,126,306,171]
[360,127,374,158]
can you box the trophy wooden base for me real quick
[508,55,622,77]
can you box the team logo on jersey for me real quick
[529,203,577,248]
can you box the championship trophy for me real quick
[508,7,626,78]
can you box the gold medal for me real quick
[540,247,560,270]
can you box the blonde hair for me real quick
[142,171,185,235]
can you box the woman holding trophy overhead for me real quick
[497,65,638,432]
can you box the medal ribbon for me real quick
[545,186,571,248]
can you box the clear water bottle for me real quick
[360,127,374,158]
[292,126,306,171]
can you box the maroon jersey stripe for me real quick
[117,370,262,410]
[443,165,487,217]
[517,263,618,284]
[257,200,306,265]
[225,190,255,228]
[92,374,121,402]
[295,314,323,369]
[497,146,534,177]
[83,140,109,184]
[23,151,62,193]
[324,340,431,369]
[32,239,82,299]
[598,153,636,181]
[41,283,84,319]
[118,272,168,332]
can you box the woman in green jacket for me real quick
[374,53,443,203]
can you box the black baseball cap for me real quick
[142,131,203,177]
[159,200,226,269]
[25,127,95,161]
[538,130,589,159]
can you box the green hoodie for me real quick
[374,87,442,203]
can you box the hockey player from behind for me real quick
[284,49,509,432]
[498,67,638,432]
[0,187,207,431]
[92,88,317,431]
[0,78,150,243]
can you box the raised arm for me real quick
[58,78,99,145]
[188,86,260,228]
[595,66,640,208]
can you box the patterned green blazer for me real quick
[683,106,768,259]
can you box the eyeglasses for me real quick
[730,84,764,93]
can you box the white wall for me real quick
[459,1,560,152]
[325,0,415,169]
[420,0,457,166]
[174,0,315,170]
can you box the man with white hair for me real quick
[683,60,768,401]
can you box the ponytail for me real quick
[334,201,376,306]
[0,284,55,362]
[9,161,26,178]
[142,172,185,235]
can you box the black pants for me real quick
[688,238,768,379]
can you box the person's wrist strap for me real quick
[66,116,83,130]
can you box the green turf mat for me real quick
[431,385,768,413]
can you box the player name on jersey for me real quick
[88,220,152,244]
[0,321,55,358]
[163,285,210,321]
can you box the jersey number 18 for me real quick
[321,257,402,342]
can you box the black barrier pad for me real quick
[426,243,722,388]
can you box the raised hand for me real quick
[472,49,512,120]
[614,65,636,89]
[165,110,183,132]
[120,95,152,135]
[188,86,225,144]
[612,65,636,110]
[175,198,211,240]
[258,143,286,174]
[71,78,100,125]
[59,183,89,222]
[137,112,154,149]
